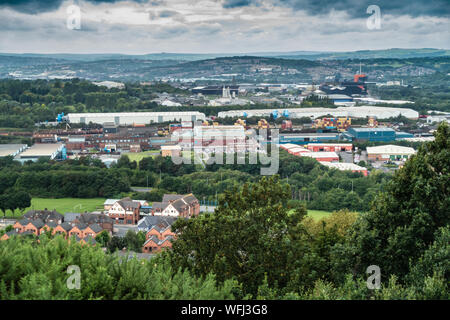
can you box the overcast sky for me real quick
[0,0,449,54]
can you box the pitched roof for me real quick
[162,194,184,203]
[144,235,174,246]
[60,222,73,231]
[117,199,140,209]
[151,202,166,210]
[138,216,177,232]
[86,223,103,233]
[171,198,189,212]
[24,209,63,223]
[83,235,97,244]
[64,212,81,223]
[71,223,88,231]
[42,221,57,229]
[17,218,30,226]
[76,213,114,225]
[182,194,198,205]
[29,219,44,229]
[5,230,18,237]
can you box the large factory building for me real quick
[66,112,206,125]
[218,106,419,120]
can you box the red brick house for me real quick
[0,231,17,241]
[21,219,44,236]
[68,224,86,238]
[106,198,141,224]
[82,224,103,238]
[151,194,200,218]
[142,235,174,253]
[52,222,73,237]
[40,222,58,234]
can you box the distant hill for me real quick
[0,51,448,82]
[1,48,448,62]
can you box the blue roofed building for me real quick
[345,127,396,142]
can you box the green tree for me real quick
[95,230,111,247]
[169,175,309,296]
[339,122,450,281]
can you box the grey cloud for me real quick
[0,0,147,14]
[223,0,450,18]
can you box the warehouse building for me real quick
[320,162,368,176]
[300,152,339,162]
[287,146,310,156]
[366,145,416,162]
[0,144,28,157]
[345,127,396,142]
[66,112,206,125]
[218,106,419,120]
[306,143,352,152]
[280,133,340,144]
[16,143,64,162]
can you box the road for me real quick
[339,151,354,163]
[114,224,138,237]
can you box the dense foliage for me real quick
[0,235,237,299]
[166,123,449,299]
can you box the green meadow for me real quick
[2,198,106,218]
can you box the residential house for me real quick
[13,219,29,233]
[103,199,148,211]
[1,230,18,241]
[72,213,114,234]
[23,219,44,236]
[68,224,87,238]
[24,209,64,224]
[40,222,58,234]
[82,224,103,238]
[151,194,200,218]
[138,216,178,253]
[106,198,142,224]
[52,222,73,237]
[142,235,174,253]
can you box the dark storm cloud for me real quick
[222,0,450,17]
[0,0,147,14]
[2,0,449,17]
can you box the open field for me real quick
[123,151,160,163]
[1,198,106,218]
[307,210,333,220]
[288,209,333,220]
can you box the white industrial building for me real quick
[66,112,206,125]
[366,145,416,161]
[0,144,28,157]
[320,162,368,176]
[218,106,419,120]
[16,143,64,162]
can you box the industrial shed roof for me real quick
[0,144,27,157]
[366,145,416,155]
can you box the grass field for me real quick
[307,210,333,220]
[288,209,333,220]
[2,198,106,218]
[123,151,159,163]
